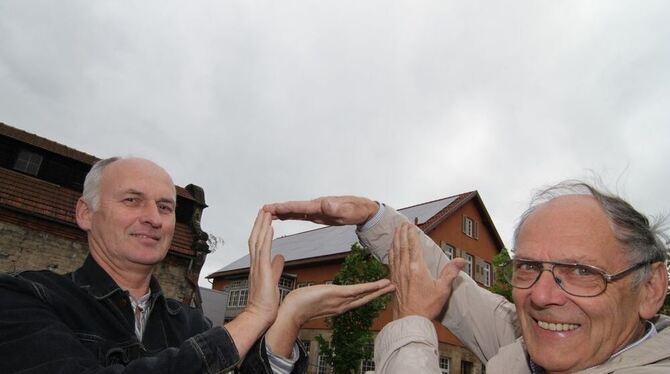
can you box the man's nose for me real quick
[529,269,567,307]
[140,202,163,228]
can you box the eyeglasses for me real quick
[500,258,657,297]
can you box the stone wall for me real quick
[0,220,192,302]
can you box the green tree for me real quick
[490,247,513,302]
[316,243,390,374]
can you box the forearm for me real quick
[225,310,273,359]
[374,316,442,374]
[265,308,300,358]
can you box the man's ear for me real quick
[76,198,93,232]
[638,262,668,319]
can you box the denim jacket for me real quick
[0,255,299,374]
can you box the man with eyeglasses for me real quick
[264,181,670,373]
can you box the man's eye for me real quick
[124,197,139,204]
[572,265,597,277]
[158,204,174,214]
[517,262,541,272]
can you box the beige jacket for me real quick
[358,205,670,374]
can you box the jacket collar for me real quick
[71,255,165,304]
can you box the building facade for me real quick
[208,192,505,374]
[0,122,211,306]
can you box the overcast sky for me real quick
[2,1,669,287]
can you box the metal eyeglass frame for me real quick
[501,258,659,297]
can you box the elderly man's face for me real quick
[513,196,647,373]
[79,158,176,270]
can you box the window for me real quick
[227,289,248,307]
[360,343,375,373]
[462,216,475,238]
[13,149,43,176]
[324,280,334,285]
[278,275,295,303]
[297,282,314,288]
[441,242,454,260]
[439,355,450,374]
[360,359,375,373]
[461,360,473,374]
[279,288,291,303]
[317,354,332,374]
[278,276,295,289]
[464,254,473,276]
[482,261,491,287]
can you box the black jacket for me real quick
[0,255,304,373]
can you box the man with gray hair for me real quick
[264,181,670,373]
[0,157,393,373]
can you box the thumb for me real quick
[271,255,285,283]
[436,258,465,289]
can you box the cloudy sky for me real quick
[2,1,669,287]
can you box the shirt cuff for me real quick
[266,341,298,374]
[357,202,385,232]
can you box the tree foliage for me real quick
[316,243,390,374]
[490,247,513,302]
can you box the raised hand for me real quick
[245,210,285,326]
[266,279,395,357]
[390,223,464,320]
[224,210,285,358]
[263,196,379,226]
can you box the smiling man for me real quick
[0,157,288,373]
[264,181,670,373]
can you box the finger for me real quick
[258,224,273,267]
[339,283,395,311]
[339,279,392,297]
[436,258,466,289]
[248,209,265,253]
[398,223,410,270]
[271,255,285,284]
[408,225,423,263]
[261,201,320,221]
[389,227,400,284]
[254,212,271,253]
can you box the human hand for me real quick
[265,280,395,357]
[390,223,464,320]
[263,196,379,226]
[244,210,285,328]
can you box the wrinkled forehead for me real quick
[101,158,176,199]
[515,195,622,264]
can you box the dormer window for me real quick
[13,149,43,176]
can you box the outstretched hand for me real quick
[263,196,379,226]
[266,279,395,357]
[390,223,464,320]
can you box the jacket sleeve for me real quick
[0,273,274,374]
[357,205,519,363]
[374,316,442,374]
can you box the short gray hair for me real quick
[81,157,122,210]
[513,180,668,286]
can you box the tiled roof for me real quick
[209,194,469,276]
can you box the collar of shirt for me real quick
[129,291,152,341]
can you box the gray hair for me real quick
[513,180,669,286]
[81,157,122,210]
